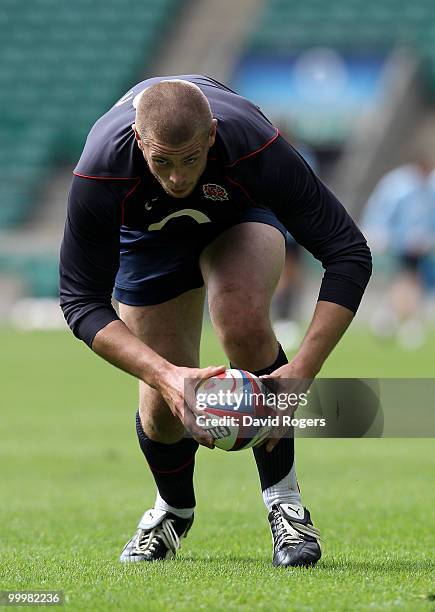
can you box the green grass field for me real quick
[1,325,434,611]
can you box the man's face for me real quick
[134,121,217,199]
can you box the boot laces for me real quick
[134,518,180,556]
[273,507,322,550]
[273,510,304,550]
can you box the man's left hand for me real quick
[260,362,316,452]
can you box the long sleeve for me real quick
[230,135,372,313]
[59,175,133,347]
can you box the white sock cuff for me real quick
[262,464,302,512]
[154,492,195,519]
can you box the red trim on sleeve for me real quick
[121,177,141,224]
[73,172,140,180]
[225,128,279,168]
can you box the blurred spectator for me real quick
[361,148,435,348]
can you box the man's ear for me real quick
[209,119,218,147]
[132,124,143,149]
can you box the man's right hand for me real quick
[154,363,226,448]
[92,320,226,447]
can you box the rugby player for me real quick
[59,76,372,567]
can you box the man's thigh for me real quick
[119,287,205,365]
[199,222,285,368]
[200,222,285,315]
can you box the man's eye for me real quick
[185,157,198,165]
[154,159,169,166]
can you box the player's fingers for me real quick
[187,366,225,398]
[184,382,200,414]
[189,422,215,448]
[183,386,210,420]
[200,365,226,379]
[259,375,279,394]
[192,431,215,449]
[265,437,279,452]
[264,422,288,451]
[183,408,215,449]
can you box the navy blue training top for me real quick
[60,74,372,347]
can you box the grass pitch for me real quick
[0,325,434,611]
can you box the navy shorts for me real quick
[114,207,286,306]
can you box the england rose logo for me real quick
[202,183,229,201]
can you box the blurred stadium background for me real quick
[1,0,435,336]
[2,3,434,607]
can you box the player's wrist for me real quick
[285,353,322,379]
[141,357,175,390]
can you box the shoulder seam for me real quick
[121,177,142,225]
[225,128,279,168]
[73,172,140,181]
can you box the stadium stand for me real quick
[0,0,185,304]
[249,0,435,91]
[0,253,59,298]
[0,0,184,228]
[1,0,433,306]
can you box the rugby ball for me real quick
[195,369,274,451]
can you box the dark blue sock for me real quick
[231,344,295,491]
[136,411,198,508]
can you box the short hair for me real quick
[135,80,213,145]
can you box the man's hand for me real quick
[261,362,315,452]
[260,301,354,452]
[155,363,226,448]
[92,320,226,448]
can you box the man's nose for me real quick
[169,169,186,185]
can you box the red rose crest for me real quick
[202,183,229,201]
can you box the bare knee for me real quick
[211,297,277,369]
